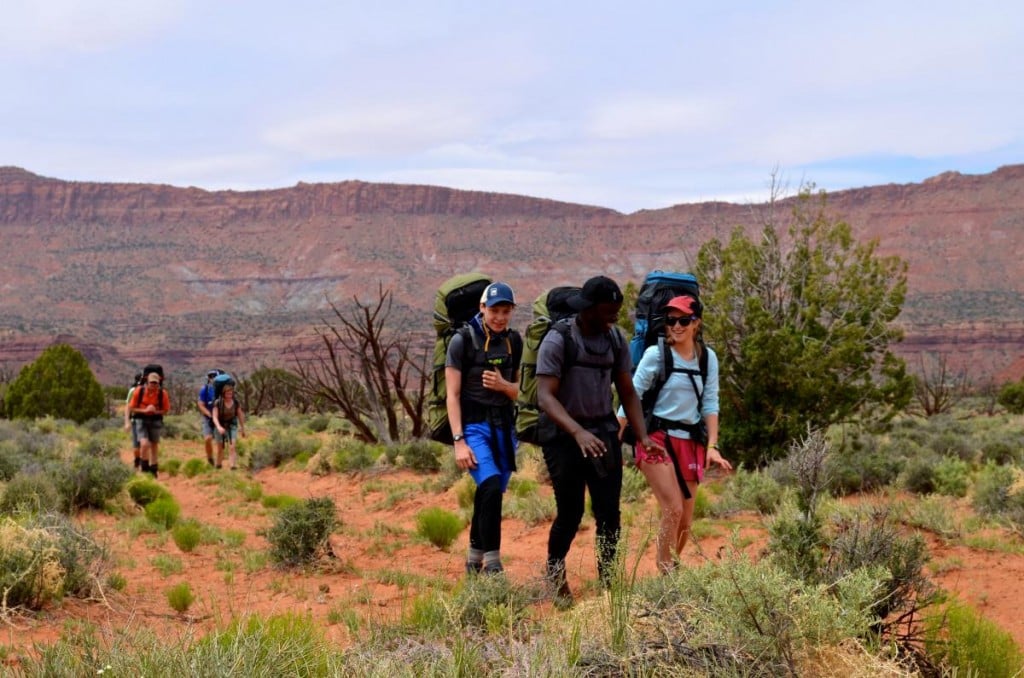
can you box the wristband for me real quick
[709,443,719,450]
[452,434,464,443]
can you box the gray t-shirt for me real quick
[536,321,631,421]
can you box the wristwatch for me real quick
[453,434,464,443]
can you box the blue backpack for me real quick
[628,270,700,368]
[213,373,236,399]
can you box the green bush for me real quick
[182,458,208,478]
[126,476,172,507]
[4,344,106,423]
[0,472,62,515]
[415,507,463,549]
[0,513,104,609]
[250,430,321,472]
[162,459,182,477]
[0,515,66,608]
[51,454,133,511]
[166,582,195,614]
[172,519,203,553]
[926,601,1024,677]
[306,414,331,433]
[979,431,1022,466]
[145,497,182,529]
[394,440,443,473]
[331,438,383,472]
[727,467,783,514]
[825,439,905,495]
[261,494,301,510]
[997,380,1024,414]
[972,462,1016,517]
[902,456,939,495]
[933,457,971,497]
[266,497,338,567]
[454,475,475,510]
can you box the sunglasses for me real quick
[664,316,696,327]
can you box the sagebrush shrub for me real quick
[50,454,132,511]
[971,462,1016,516]
[395,440,443,473]
[415,507,463,549]
[933,457,971,497]
[266,497,337,567]
[250,430,320,472]
[902,456,939,495]
[0,516,65,608]
[331,438,383,472]
[0,472,62,515]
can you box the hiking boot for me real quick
[465,560,483,576]
[482,562,504,575]
[207,456,215,467]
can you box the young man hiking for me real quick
[446,282,523,575]
[536,275,663,603]
[130,371,170,477]
[197,369,219,466]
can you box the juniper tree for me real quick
[696,186,912,465]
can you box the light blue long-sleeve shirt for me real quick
[620,343,719,440]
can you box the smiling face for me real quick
[664,312,699,343]
[480,301,514,333]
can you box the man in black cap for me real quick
[197,369,220,466]
[536,275,663,604]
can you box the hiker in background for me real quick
[124,372,143,469]
[131,371,170,477]
[446,282,523,575]
[536,275,663,603]
[197,369,220,466]
[624,295,731,573]
[212,381,246,470]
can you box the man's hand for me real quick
[454,440,477,470]
[481,366,507,393]
[573,429,606,458]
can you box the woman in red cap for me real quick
[628,295,731,572]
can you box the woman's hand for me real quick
[707,447,732,471]
[454,440,477,470]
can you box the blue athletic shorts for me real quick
[201,416,215,437]
[464,421,517,490]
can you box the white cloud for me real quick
[263,103,484,159]
[1,0,185,56]
[587,95,733,140]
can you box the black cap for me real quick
[568,275,623,311]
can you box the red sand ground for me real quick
[3,438,1023,667]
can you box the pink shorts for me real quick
[635,429,705,482]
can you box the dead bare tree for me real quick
[291,284,430,443]
[911,352,968,417]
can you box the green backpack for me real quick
[514,286,581,445]
[428,272,492,444]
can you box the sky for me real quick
[2,1,1022,213]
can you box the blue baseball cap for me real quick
[480,282,516,307]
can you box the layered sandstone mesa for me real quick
[1,165,1022,382]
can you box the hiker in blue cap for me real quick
[446,281,523,575]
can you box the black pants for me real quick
[469,475,503,552]
[543,428,622,582]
